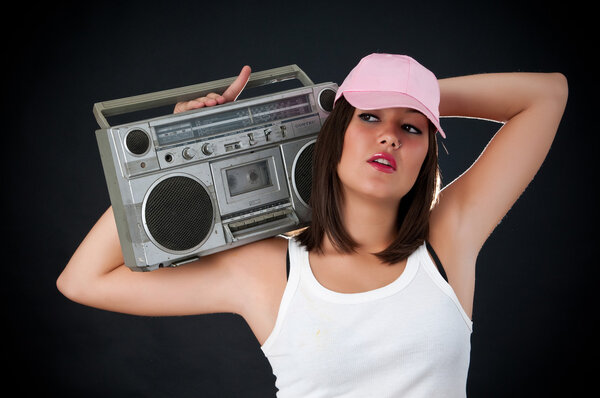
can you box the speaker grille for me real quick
[293,143,314,206]
[318,88,336,112]
[126,129,150,155]
[144,176,214,252]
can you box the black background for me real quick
[6,0,595,396]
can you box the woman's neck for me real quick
[323,193,399,256]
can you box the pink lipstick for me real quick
[367,153,397,173]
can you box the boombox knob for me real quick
[182,147,197,160]
[201,142,215,155]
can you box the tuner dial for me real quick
[182,147,197,160]
[201,142,215,155]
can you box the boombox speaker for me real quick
[94,65,337,271]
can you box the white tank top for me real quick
[261,238,473,397]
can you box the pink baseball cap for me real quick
[334,53,445,138]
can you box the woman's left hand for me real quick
[173,65,252,114]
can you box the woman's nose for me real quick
[379,134,401,149]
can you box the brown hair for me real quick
[296,96,441,264]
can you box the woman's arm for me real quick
[57,206,286,318]
[429,72,568,315]
[434,72,568,250]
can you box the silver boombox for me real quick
[94,65,337,271]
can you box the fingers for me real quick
[174,93,225,114]
[173,65,252,114]
[222,65,252,102]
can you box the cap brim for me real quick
[342,91,445,138]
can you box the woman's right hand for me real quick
[173,65,251,114]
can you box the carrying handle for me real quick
[93,64,314,129]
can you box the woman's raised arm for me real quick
[428,72,568,317]
[432,72,568,253]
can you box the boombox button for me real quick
[224,142,240,152]
[182,147,197,160]
[264,128,272,141]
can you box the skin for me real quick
[57,65,568,346]
[173,65,252,113]
[337,108,430,207]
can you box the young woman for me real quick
[57,54,568,397]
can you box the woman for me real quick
[57,54,568,396]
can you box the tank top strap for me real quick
[287,236,311,272]
[261,237,303,352]
[415,243,473,331]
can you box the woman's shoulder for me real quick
[238,235,289,259]
[226,235,289,285]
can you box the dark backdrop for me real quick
[6,1,595,396]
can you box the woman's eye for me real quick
[358,113,380,122]
[403,124,422,135]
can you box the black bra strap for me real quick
[425,241,448,282]
[286,248,290,280]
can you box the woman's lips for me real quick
[367,153,397,173]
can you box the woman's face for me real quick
[337,107,430,205]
